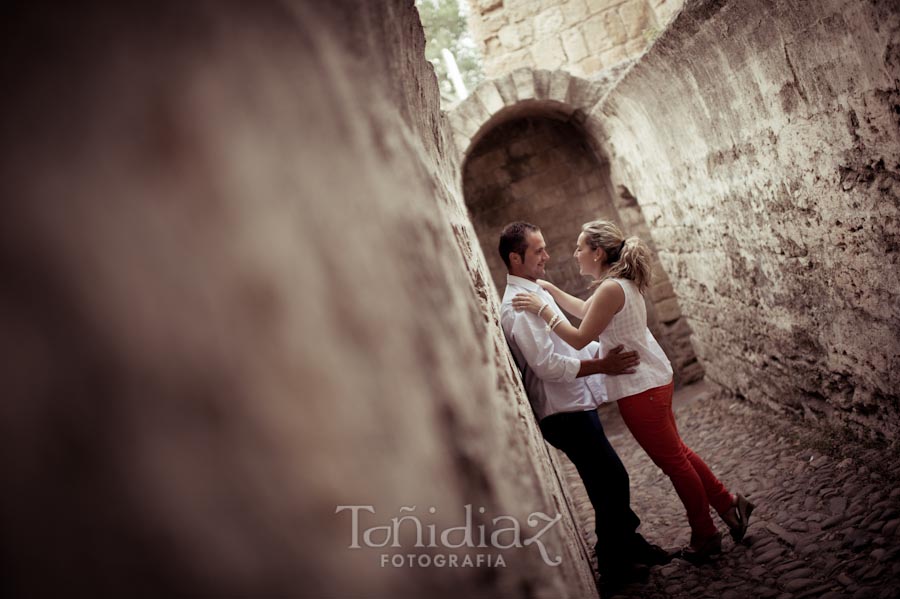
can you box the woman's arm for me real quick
[513,280,625,350]
[537,279,588,318]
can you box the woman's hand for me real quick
[512,292,546,315]
[536,279,554,291]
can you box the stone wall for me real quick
[468,0,683,78]
[0,1,597,597]
[592,0,900,438]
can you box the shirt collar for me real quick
[506,274,542,293]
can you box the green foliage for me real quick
[416,0,485,106]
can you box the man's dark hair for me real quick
[498,222,539,269]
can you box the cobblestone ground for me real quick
[561,381,900,599]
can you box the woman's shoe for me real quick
[728,494,756,542]
[678,531,722,565]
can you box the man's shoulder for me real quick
[499,287,516,324]
[500,285,521,310]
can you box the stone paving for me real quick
[561,381,900,599]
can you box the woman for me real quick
[512,220,754,563]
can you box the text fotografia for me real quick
[335,504,563,567]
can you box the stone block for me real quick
[548,70,573,103]
[582,11,627,54]
[565,0,591,25]
[598,41,630,68]
[618,0,655,40]
[533,69,552,99]
[624,35,649,57]
[485,35,501,55]
[493,72,520,106]
[474,81,506,116]
[534,6,566,38]
[586,0,627,15]
[477,8,507,37]
[517,19,535,46]
[650,279,676,301]
[498,22,522,49]
[566,61,586,77]
[504,0,544,19]
[459,110,490,141]
[486,47,531,79]
[577,54,608,78]
[531,35,567,70]
[655,297,683,323]
[511,67,537,100]
[566,77,604,112]
[678,360,706,384]
[561,27,590,63]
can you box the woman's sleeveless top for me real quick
[598,278,673,402]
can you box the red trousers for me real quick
[617,380,732,544]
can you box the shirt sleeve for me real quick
[510,311,581,382]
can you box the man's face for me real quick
[513,230,549,280]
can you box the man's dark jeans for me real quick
[539,408,649,574]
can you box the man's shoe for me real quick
[678,531,722,565]
[631,542,677,566]
[728,494,756,542]
[598,562,649,595]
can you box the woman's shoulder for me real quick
[605,277,638,292]
[598,277,628,292]
[590,278,626,309]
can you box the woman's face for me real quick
[573,232,600,277]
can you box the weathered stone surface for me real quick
[469,0,677,77]
[598,0,900,439]
[583,382,900,598]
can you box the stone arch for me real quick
[450,67,704,387]
[447,67,618,163]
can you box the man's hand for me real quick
[598,345,639,375]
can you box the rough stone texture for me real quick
[579,380,900,598]
[593,0,900,440]
[0,1,596,597]
[468,0,684,78]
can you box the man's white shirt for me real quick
[500,274,607,420]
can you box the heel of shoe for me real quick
[730,494,755,542]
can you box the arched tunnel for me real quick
[460,101,704,388]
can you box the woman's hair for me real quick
[581,220,652,293]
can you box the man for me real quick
[498,221,670,588]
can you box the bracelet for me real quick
[547,314,561,330]
[550,316,564,330]
[537,303,548,318]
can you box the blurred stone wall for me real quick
[0,1,598,597]
[468,0,684,78]
[591,0,900,438]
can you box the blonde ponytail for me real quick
[581,221,652,293]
